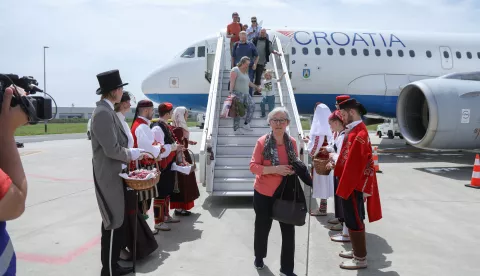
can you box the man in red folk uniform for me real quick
[130,100,176,229]
[333,98,382,270]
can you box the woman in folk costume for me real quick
[169,107,200,216]
[115,92,158,260]
[324,110,350,241]
[306,102,335,216]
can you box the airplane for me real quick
[141,28,480,150]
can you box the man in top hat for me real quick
[150,103,191,232]
[91,69,145,276]
[130,100,176,226]
[333,98,382,270]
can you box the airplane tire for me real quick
[377,131,382,138]
[387,131,394,139]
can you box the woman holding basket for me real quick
[304,103,335,216]
[169,107,200,216]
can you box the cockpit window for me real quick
[198,46,206,57]
[440,72,480,81]
[180,47,195,58]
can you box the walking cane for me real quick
[133,191,138,274]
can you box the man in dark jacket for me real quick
[252,29,282,95]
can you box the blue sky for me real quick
[0,0,479,107]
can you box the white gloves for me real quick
[129,148,145,161]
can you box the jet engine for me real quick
[396,74,480,150]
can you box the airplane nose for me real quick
[141,68,166,95]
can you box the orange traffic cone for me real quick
[465,154,480,189]
[372,146,382,173]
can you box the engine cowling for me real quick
[396,78,480,150]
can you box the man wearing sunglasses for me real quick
[247,16,261,41]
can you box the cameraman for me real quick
[0,86,29,275]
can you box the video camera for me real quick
[0,74,54,124]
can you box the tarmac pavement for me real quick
[7,132,480,276]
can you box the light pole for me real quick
[43,46,49,133]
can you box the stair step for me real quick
[218,117,269,127]
[218,126,270,136]
[214,166,254,178]
[216,144,256,155]
[211,191,254,196]
[213,177,255,191]
[216,154,252,166]
[217,135,261,145]
[221,96,281,104]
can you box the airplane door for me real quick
[439,46,453,70]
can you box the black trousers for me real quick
[254,64,266,86]
[253,190,295,274]
[101,219,127,276]
[341,190,365,231]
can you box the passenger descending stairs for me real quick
[201,34,304,196]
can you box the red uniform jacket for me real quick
[130,118,164,169]
[334,122,382,223]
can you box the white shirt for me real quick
[103,99,114,110]
[135,116,171,159]
[326,130,346,164]
[151,119,174,157]
[261,78,278,97]
[116,112,134,170]
[346,120,362,131]
[102,99,142,163]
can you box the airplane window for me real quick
[315,47,321,55]
[198,46,206,57]
[387,49,392,57]
[339,48,345,56]
[398,50,404,57]
[467,52,472,59]
[409,50,415,57]
[375,49,381,56]
[292,47,296,55]
[426,51,432,58]
[443,51,449,58]
[456,51,462,59]
[327,48,333,55]
[302,47,309,55]
[180,47,195,58]
[363,49,369,56]
[351,48,357,56]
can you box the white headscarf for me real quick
[309,103,333,137]
[173,106,190,138]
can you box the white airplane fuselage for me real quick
[142,28,480,118]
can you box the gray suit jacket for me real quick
[91,100,132,230]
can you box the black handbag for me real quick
[271,175,307,226]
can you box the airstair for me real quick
[199,34,307,196]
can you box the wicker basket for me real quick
[313,156,331,175]
[176,149,196,171]
[124,152,161,191]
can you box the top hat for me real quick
[338,98,367,116]
[96,70,128,95]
